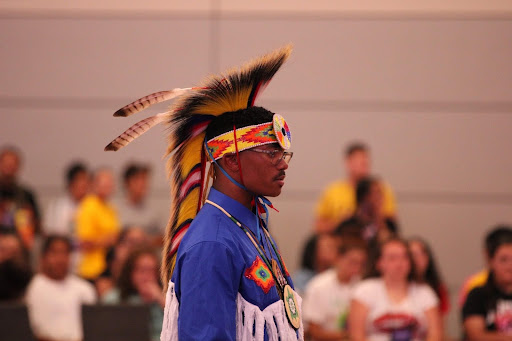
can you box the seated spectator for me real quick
[76,168,120,280]
[25,235,96,341]
[96,227,149,298]
[44,162,90,236]
[293,232,339,295]
[302,238,367,340]
[462,228,512,340]
[336,176,399,245]
[0,229,32,302]
[115,163,164,247]
[314,142,396,233]
[458,225,512,308]
[408,237,450,316]
[349,238,441,341]
[102,248,164,341]
[0,146,41,249]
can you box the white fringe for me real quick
[160,282,179,341]
[161,280,304,341]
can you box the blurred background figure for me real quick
[102,248,164,341]
[349,238,441,341]
[462,228,512,340]
[408,237,450,317]
[44,162,91,274]
[76,168,120,280]
[314,142,396,233]
[336,176,399,244]
[25,235,96,341]
[302,237,367,341]
[458,225,512,308]
[0,146,41,249]
[44,162,90,236]
[293,232,339,295]
[95,227,150,298]
[115,163,164,247]
[0,229,32,302]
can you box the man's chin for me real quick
[268,187,283,197]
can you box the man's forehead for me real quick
[257,143,281,151]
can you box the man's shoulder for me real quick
[79,195,100,209]
[68,274,95,288]
[179,207,239,253]
[27,273,45,290]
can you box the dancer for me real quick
[105,45,303,340]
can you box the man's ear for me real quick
[221,153,240,172]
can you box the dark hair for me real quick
[338,237,367,255]
[345,142,368,158]
[300,233,337,271]
[355,176,378,206]
[205,106,275,141]
[300,234,318,271]
[0,259,32,301]
[481,226,512,310]
[485,225,512,257]
[41,235,72,256]
[0,145,22,162]
[117,248,161,300]
[66,162,88,187]
[123,163,150,184]
[365,238,416,282]
[408,237,444,299]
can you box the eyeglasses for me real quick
[249,148,293,165]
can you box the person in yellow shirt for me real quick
[315,142,396,233]
[76,169,120,280]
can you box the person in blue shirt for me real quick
[105,45,303,340]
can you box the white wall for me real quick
[1,2,512,336]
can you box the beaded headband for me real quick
[206,114,292,160]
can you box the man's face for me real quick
[367,182,384,212]
[126,172,149,201]
[94,170,115,199]
[69,171,90,202]
[42,240,71,280]
[345,150,370,181]
[0,234,23,263]
[0,152,20,181]
[238,144,289,197]
[337,248,367,280]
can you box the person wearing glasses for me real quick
[105,46,302,340]
[163,107,299,340]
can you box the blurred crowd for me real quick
[293,143,512,341]
[0,143,511,341]
[0,146,164,341]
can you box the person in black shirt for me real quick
[0,146,41,249]
[463,226,512,339]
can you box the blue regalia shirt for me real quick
[171,188,297,340]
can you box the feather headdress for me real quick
[105,45,292,288]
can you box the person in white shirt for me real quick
[44,163,90,236]
[303,237,367,341]
[25,235,96,341]
[349,238,442,341]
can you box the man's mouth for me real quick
[275,173,286,185]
